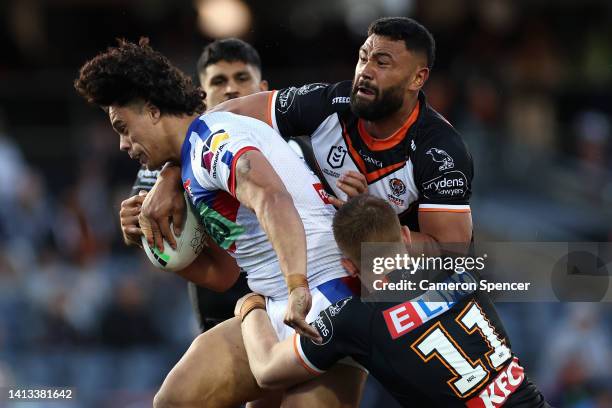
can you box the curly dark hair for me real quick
[75,37,205,115]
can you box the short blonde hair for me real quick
[332,194,402,262]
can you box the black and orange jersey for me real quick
[295,292,548,408]
[265,81,473,225]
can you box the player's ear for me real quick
[401,226,412,246]
[341,258,360,277]
[145,102,162,124]
[409,66,429,91]
[259,80,269,91]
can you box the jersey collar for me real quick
[357,92,422,152]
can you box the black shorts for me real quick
[187,272,250,332]
[378,292,548,407]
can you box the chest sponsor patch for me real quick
[422,171,468,199]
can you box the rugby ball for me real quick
[142,192,207,272]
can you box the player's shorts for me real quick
[382,292,547,407]
[187,271,251,332]
[266,276,358,340]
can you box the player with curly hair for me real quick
[75,38,366,408]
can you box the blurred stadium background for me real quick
[0,0,611,407]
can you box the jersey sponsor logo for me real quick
[328,297,351,317]
[297,83,327,95]
[426,148,454,171]
[422,171,468,198]
[311,311,334,345]
[277,87,297,114]
[327,145,347,169]
[202,130,229,173]
[209,132,229,153]
[466,357,525,408]
[313,182,331,204]
[389,178,407,197]
[332,96,351,104]
[183,178,193,197]
[411,139,416,151]
[202,151,213,172]
[359,149,383,168]
[382,273,475,339]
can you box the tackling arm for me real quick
[241,308,317,389]
[207,91,273,125]
[413,211,473,255]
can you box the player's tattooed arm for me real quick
[238,298,317,389]
[234,150,320,340]
[174,236,241,291]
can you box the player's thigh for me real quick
[281,363,367,408]
[155,316,265,408]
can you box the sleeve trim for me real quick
[293,333,325,375]
[269,90,279,133]
[419,204,471,213]
[229,146,261,197]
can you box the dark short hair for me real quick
[368,17,435,69]
[74,37,205,115]
[333,194,402,262]
[196,38,262,75]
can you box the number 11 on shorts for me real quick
[411,302,512,398]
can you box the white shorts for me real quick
[265,276,356,340]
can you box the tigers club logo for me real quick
[426,148,454,171]
[389,178,406,197]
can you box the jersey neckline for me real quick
[357,99,420,152]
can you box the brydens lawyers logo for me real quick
[389,178,406,197]
[327,146,347,169]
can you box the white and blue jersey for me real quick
[180,112,347,299]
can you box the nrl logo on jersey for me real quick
[426,148,454,171]
[327,145,347,169]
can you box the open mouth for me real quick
[356,86,376,97]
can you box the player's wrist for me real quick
[240,294,266,321]
[286,273,309,294]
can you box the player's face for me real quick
[199,61,268,108]
[109,103,168,170]
[351,35,429,120]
